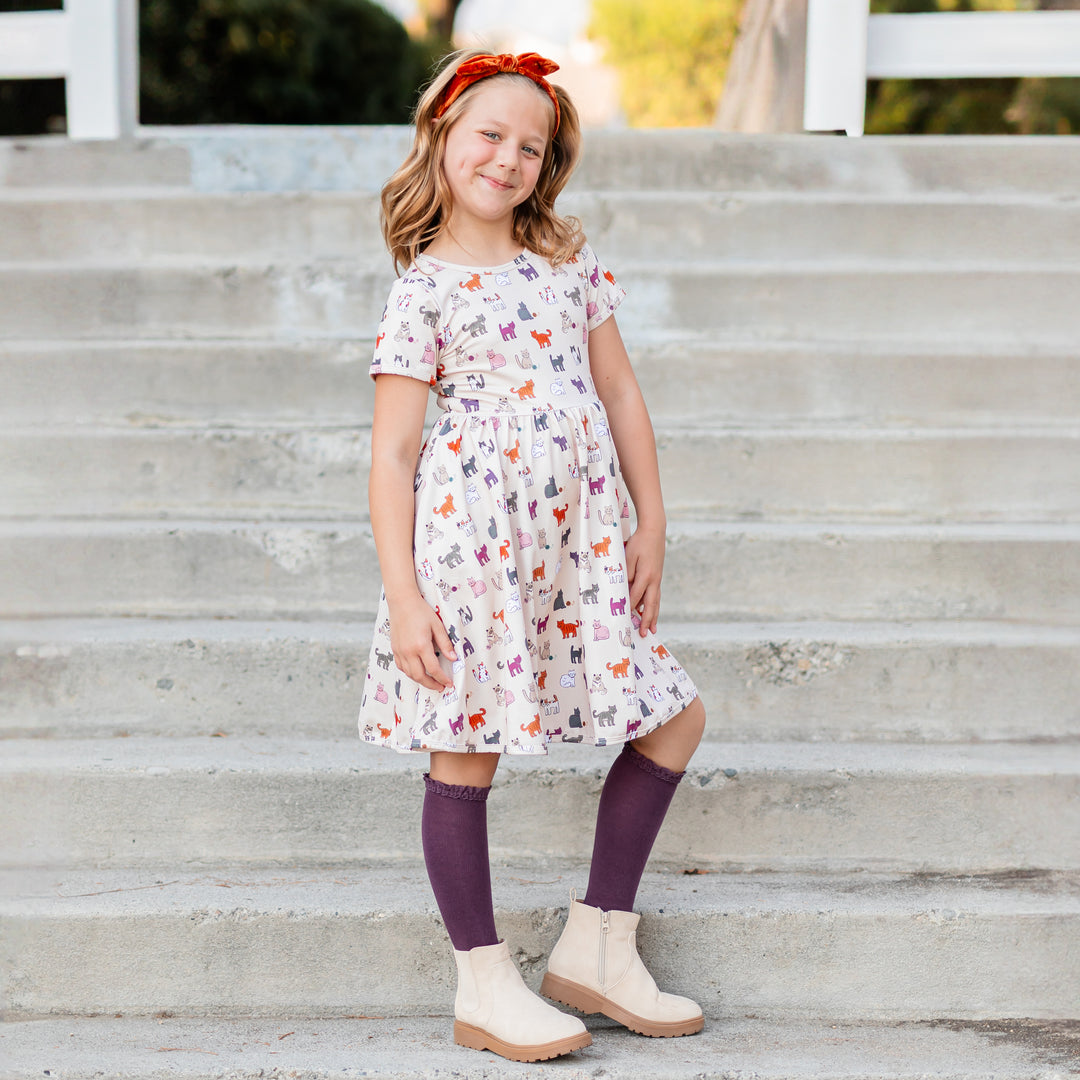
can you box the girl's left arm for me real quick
[589,315,667,637]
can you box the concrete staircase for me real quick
[2,129,1079,1078]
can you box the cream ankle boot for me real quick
[541,897,704,1037]
[453,939,592,1061]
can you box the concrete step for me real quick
[8,188,1080,265]
[3,1015,1079,1079]
[6,422,1080,523]
[5,737,1078,873]
[4,864,1078,1019]
[0,135,192,190]
[2,262,1078,348]
[4,618,1077,744]
[9,130,1080,197]
[6,338,1080,429]
[1,520,1078,623]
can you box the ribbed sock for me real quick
[583,742,686,913]
[421,773,499,951]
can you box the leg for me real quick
[629,694,706,772]
[422,751,500,951]
[541,698,707,1037]
[585,695,706,912]
[424,752,590,1061]
[429,749,500,787]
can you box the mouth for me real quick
[480,174,513,191]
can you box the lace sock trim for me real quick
[423,773,491,802]
[622,741,685,786]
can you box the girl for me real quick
[358,50,707,1063]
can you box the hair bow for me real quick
[436,52,561,135]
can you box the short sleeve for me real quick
[369,273,441,384]
[580,243,626,332]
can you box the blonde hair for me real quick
[381,49,585,274]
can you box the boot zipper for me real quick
[598,910,610,987]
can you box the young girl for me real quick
[358,50,707,1063]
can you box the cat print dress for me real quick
[358,242,699,755]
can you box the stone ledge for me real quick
[1,1014,1078,1079]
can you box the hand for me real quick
[624,524,665,637]
[387,592,457,692]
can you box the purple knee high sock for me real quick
[583,742,686,913]
[421,773,499,952]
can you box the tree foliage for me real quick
[866,0,1080,134]
[589,0,742,127]
[139,0,432,124]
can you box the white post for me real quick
[803,5,1080,137]
[803,0,868,136]
[66,0,138,138]
[867,12,1080,79]
[0,10,68,78]
[0,0,137,138]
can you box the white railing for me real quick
[0,0,137,138]
[805,2,1080,136]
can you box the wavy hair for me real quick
[381,49,585,274]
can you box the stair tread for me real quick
[4,615,1079,646]
[1,1014,1077,1079]
[5,864,1079,913]
[3,518,1080,538]
[9,421,1080,438]
[6,255,1080,272]
[4,734,1079,776]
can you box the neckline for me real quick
[416,248,529,273]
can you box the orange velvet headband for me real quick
[435,52,561,135]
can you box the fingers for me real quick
[397,649,448,692]
[432,619,457,664]
[637,582,660,637]
[626,551,645,611]
[395,618,456,692]
[400,648,454,691]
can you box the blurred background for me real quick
[2,0,1079,136]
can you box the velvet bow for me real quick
[436,52,561,134]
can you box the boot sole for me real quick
[540,972,705,1038]
[453,1019,592,1062]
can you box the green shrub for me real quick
[139,0,432,124]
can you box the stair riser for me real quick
[9,132,1080,196]
[2,525,1077,623]
[3,266,1079,346]
[5,629,1077,743]
[4,903,1075,1021]
[6,428,1080,523]
[6,766,1077,873]
[7,343,1080,428]
[0,139,193,189]
[9,194,1080,263]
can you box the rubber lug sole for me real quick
[540,971,705,1038]
[453,1019,592,1062]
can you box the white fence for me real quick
[805,2,1080,136]
[0,0,137,138]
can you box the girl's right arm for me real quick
[369,373,456,692]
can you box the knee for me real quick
[673,691,708,760]
[681,695,707,753]
[631,695,706,772]
[428,750,500,788]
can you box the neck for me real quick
[425,219,521,267]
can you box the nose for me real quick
[494,143,519,172]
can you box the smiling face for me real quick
[438,76,554,243]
